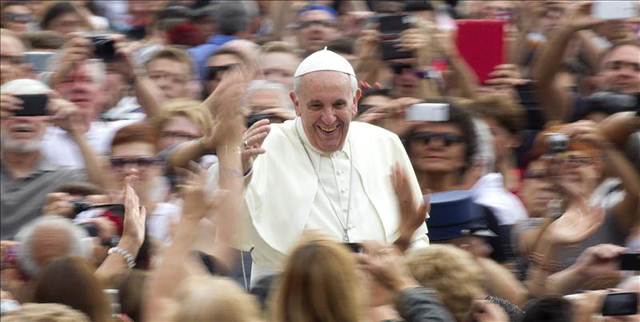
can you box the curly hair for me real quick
[405,245,485,322]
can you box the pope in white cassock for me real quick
[238,49,429,282]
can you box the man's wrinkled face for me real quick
[408,123,467,175]
[599,45,640,94]
[295,10,340,55]
[0,36,27,85]
[146,58,190,100]
[259,52,299,91]
[0,116,46,153]
[55,62,105,122]
[291,71,360,154]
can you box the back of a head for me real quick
[405,244,484,322]
[33,257,110,322]
[3,303,90,322]
[522,297,573,322]
[270,234,361,322]
[16,215,89,279]
[173,276,262,322]
[216,1,248,36]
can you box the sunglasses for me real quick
[109,157,161,168]
[560,155,593,166]
[391,63,414,75]
[523,169,547,180]
[295,19,338,30]
[206,64,237,81]
[409,131,463,147]
[3,12,31,23]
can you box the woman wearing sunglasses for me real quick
[403,100,477,194]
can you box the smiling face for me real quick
[408,123,467,175]
[290,71,360,154]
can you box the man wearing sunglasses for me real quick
[1,1,32,34]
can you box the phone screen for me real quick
[592,1,638,20]
[619,252,640,271]
[15,94,49,117]
[602,292,638,316]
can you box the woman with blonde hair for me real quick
[151,99,214,152]
[173,276,263,322]
[270,234,364,322]
[405,245,486,322]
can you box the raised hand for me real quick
[359,241,419,292]
[391,163,429,242]
[565,2,605,32]
[120,175,147,254]
[571,243,626,279]
[241,119,270,173]
[544,197,604,245]
[0,92,21,120]
[50,33,92,87]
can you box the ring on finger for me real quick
[243,140,249,148]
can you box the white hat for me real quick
[0,78,50,94]
[294,48,355,78]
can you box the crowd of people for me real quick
[0,0,639,321]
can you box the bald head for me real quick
[16,216,89,278]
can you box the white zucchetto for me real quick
[294,48,355,78]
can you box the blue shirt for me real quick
[188,34,237,81]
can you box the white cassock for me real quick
[233,118,429,283]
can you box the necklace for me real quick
[295,125,355,242]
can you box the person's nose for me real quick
[123,162,140,175]
[320,108,337,125]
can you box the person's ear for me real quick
[351,88,362,117]
[290,91,301,117]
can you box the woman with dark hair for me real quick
[39,1,91,35]
[32,256,110,322]
[403,100,477,193]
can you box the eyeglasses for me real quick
[560,155,593,166]
[0,55,25,66]
[523,169,547,180]
[206,64,238,81]
[391,63,414,75]
[160,131,200,141]
[2,12,31,23]
[109,157,162,168]
[147,70,189,84]
[409,131,464,147]
[295,19,338,30]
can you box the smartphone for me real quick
[455,20,505,83]
[593,1,638,20]
[378,14,415,61]
[14,94,48,117]
[406,103,450,122]
[602,292,638,316]
[620,252,640,271]
[344,242,364,253]
[23,51,54,73]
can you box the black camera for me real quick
[89,35,116,62]
[586,92,640,116]
[378,14,415,61]
[546,133,569,155]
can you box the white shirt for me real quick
[41,120,136,168]
[239,118,428,283]
[472,173,528,225]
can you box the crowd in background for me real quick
[0,0,639,321]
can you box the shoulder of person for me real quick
[351,121,403,143]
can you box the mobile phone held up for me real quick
[602,292,638,316]
[592,1,639,20]
[455,20,505,83]
[15,94,49,117]
[406,103,450,122]
[344,242,364,253]
[619,252,640,271]
[378,14,415,61]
